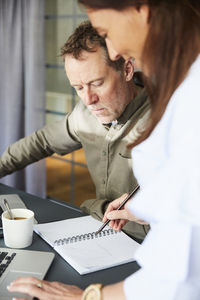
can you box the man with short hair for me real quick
[0,21,150,240]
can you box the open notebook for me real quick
[34,215,140,275]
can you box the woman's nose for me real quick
[106,39,121,61]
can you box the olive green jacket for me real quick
[0,88,150,240]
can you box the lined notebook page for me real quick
[34,215,140,275]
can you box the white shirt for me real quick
[124,55,200,300]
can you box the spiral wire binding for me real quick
[54,228,116,246]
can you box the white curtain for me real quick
[0,0,46,197]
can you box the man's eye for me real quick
[93,80,103,87]
[75,87,83,91]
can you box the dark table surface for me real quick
[0,183,140,289]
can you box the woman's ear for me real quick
[135,4,150,24]
[141,5,150,23]
[124,59,134,82]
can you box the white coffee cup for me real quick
[2,208,34,248]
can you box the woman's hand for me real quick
[7,276,83,300]
[103,193,148,232]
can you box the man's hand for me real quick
[103,193,148,232]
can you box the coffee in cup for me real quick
[2,208,34,248]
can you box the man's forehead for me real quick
[64,47,105,63]
[65,50,114,85]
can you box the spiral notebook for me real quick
[34,215,140,275]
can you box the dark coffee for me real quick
[13,217,27,220]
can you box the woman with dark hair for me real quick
[8,1,200,299]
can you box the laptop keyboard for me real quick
[0,251,16,277]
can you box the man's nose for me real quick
[83,89,97,106]
[106,39,121,61]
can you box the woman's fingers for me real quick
[102,193,149,231]
[8,279,52,300]
[103,194,129,222]
[107,209,128,221]
[7,276,83,300]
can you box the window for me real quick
[45,0,95,206]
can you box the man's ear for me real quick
[124,59,134,82]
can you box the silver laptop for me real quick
[0,247,54,299]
